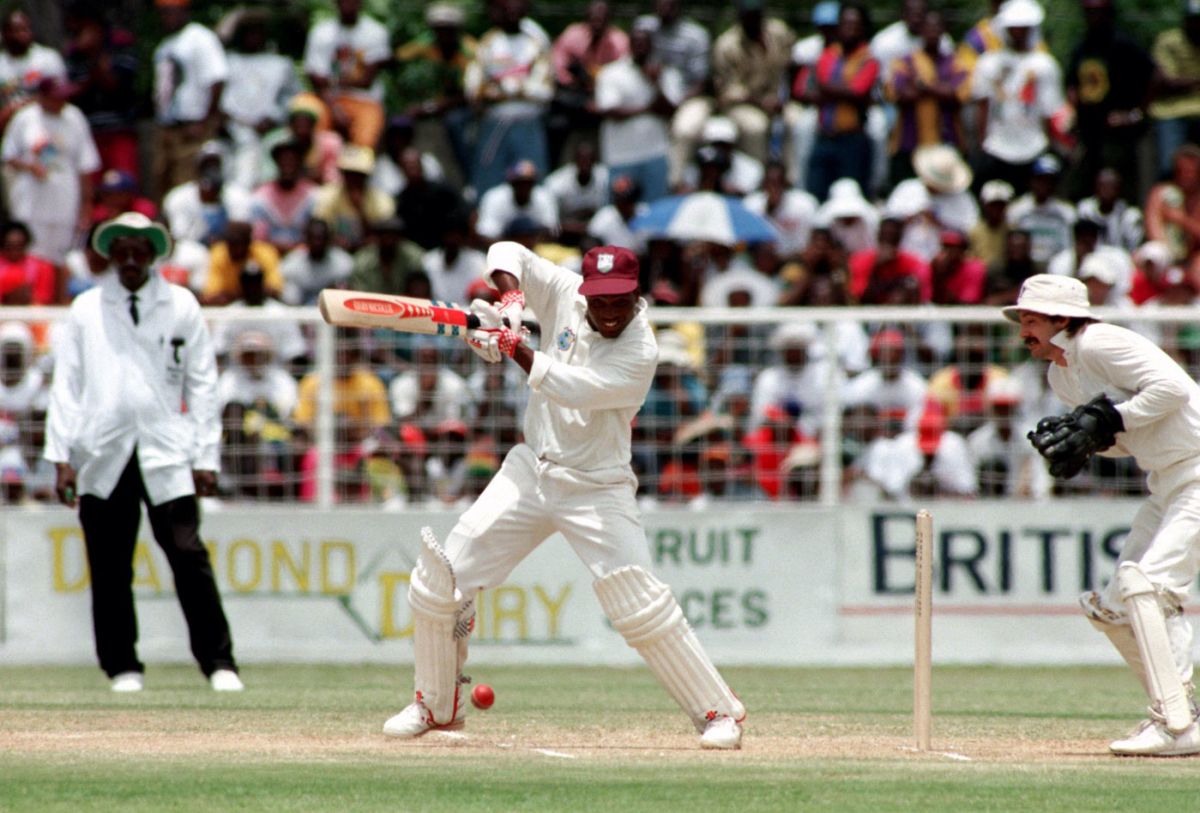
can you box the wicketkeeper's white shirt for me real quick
[1048,322,1200,495]
[485,242,657,473]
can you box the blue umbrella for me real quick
[629,192,779,245]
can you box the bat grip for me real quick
[464,315,524,330]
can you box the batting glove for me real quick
[497,289,525,331]
[466,326,525,361]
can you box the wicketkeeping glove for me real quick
[1027,394,1125,479]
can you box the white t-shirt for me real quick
[587,203,649,253]
[862,430,978,499]
[700,265,779,308]
[842,368,928,428]
[303,16,390,103]
[280,245,355,305]
[424,247,487,304]
[389,368,471,423]
[972,49,1063,163]
[743,189,819,256]
[222,52,301,126]
[0,43,66,100]
[209,299,309,362]
[475,184,560,239]
[1,102,100,224]
[791,34,825,69]
[217,365,298,417]
[153,22,229,124]
[1006,195,1077,266]
[162,181,253,243]
[544,163,610,217]
[594,56,684,166]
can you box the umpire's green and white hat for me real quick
[92,212,172,261]
[1001,274,1095,323]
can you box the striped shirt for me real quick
[795,43,879,136]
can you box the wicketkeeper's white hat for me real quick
[1001,274,1096,323]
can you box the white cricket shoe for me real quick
[110,672,144,693]
[383,700,464,739]
[1110,718,1200,757]
[210,669,244,692]
[700,715,743,750]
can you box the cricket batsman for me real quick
[1008,274,1200,756]
[382,243,745,749]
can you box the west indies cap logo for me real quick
[597,253,615,273]
[580,246,639,295]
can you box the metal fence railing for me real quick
[2,304,1190,508]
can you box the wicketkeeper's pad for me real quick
[1117,563,1194,732]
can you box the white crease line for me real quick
[533,748,577,759]
[898,746,973,762]
[430,731,468,741]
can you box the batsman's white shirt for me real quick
[440,242,658,593]
[1048,322,1200,597]
[44,272,221,505]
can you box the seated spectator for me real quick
[158,237,211,293]
[983,228,1036,305]
[681,116,764,196]
[210,260,309,369]
[63,221,111,298]
[699,242,779,308]
[394,146,466,251]
[261,94,343,185]
[926,325,1010,433]
[860,401,977,499]
[967,376,1049,498]
[815,178,879,254]
[778,226,849,305]
[842,328,928,430]
[423,214,486,304]
[349,216,426,296]
[1128,240,1178,305]
[1006,153,1076,269]
[751,321,845,438]
[0,320,49,503]
[476,160,560,241]
[1046,218,1134,301]
[163,141,252,246]
[294,331,391,502]
[544,141,610,245]
[741,405,814,501]
[371,114,444,198]
[743,161,819,260]
[849,217,930,304]
[1075,167,1143,252]
[303,0,389,148]
[281,218,354,305]
[928,230,986,304]
[389,336,472,431]
[204,221,283,306]
[217,331,299,499]
[90,169,156,224]
[593,18,681,205]
[1077,250,1134,308]
[250,139,319,254]
[0,221,59,304]
[882,180,939,262]
[969,179,1013,270]
[586,175,648,253]
[314,144,395,253]
[1143,143,1200,274]
[891,144,978,235]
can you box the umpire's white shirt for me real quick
[486,242,657,473]
[44,272,220,505]
[1047,322,1200,496]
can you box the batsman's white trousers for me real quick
[443,444,653,595]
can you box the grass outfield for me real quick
[3,664,1200,811]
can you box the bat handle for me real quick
[463,315,520,330]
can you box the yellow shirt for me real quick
[205,241,283,300]
[293,367,391,429]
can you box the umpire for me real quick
[44,213,242,693]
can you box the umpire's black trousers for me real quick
[79,454,237,678]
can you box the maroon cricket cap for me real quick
[579,246,639,296]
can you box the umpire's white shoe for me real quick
[110,672,144,693]
[383,700,464,739]
[700,715,743,750]
[1110,718,1200,757]
[210,669,244,692]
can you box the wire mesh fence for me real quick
[2,303,1192,508]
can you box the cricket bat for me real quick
[317,290,479,336]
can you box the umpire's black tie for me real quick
[129,294,139,326]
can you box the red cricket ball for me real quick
[471,683,495,710]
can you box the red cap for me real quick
[917,402,945,455]
[579,246,639,296]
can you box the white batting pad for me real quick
[594,566,745,732]
[409,527,465,725]
[1116,563,1193,732]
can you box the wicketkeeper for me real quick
[1007,274,1200,756]
[382,243,745,749]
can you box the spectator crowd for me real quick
[1,0,1199,507]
